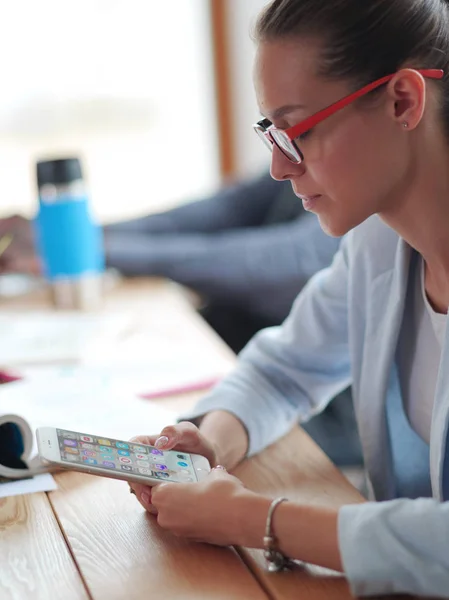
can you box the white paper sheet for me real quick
[0,308,233,394]
[0,473,57,499]
[20,362,224,399]
[0,311,131,366]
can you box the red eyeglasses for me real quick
[253,68,444,164]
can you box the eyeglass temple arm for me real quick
[287,68,444,140]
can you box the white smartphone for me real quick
[36,426,211,486]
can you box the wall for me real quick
[225,0,271,178]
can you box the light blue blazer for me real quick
[185,215,449,597]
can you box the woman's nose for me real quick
[270,145,305,181]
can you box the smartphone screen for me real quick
[56,428,199,483]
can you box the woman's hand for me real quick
[131,420,219,466]
[152,468,250,545]
[0,215,41,275]
[146,467,256,546]
[128,421,220,514]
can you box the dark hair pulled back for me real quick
[255,0,449,133]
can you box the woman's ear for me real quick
[386,68,426,130]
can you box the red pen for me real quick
[139,376,221,400]
[0,370,22,385]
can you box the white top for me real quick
[399,257,447,444]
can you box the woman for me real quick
[129,0,449,596]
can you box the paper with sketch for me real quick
[0,373,176,481]
[0,473,57,499]
[0,311,131,366]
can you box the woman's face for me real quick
[254,39,412,237]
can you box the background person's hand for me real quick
[0,215,41,275]
[128,422,220,513]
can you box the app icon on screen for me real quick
[154,471,170,479]
[177,454,186,460]
[63,433,77,439]
[66,455,80,462]
[137,460,149,467]
[99,446,113,454]
[138,468,151,475]
[119,457,132,464]
[121,465,133,471]
[82,450,96,457]
[102,461,115,468]
[98,439,111,446]
[135,453,147,461]
[116,442,129,450]
[81,443,95,450]
[118,450,130,457]
[151,448,164,456]
[155,464,168,471]
[84,458,98,465]
[65,447,79,455]
[101,454,113,461]
[81,436,94,443]
[177,461,188,468]
[64,439,77,447]
[133,446,147,454]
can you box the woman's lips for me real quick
[296,193,322,211]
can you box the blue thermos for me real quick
[34,157,104,309]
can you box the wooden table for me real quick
[0,279,415,599]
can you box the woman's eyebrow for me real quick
[262,103,307,121]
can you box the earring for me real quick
[402,122,409,129]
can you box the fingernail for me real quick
[155,436,169,449]
[141,491,151,505]
[214,465,227,471]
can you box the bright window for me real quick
[0,0,219,222]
